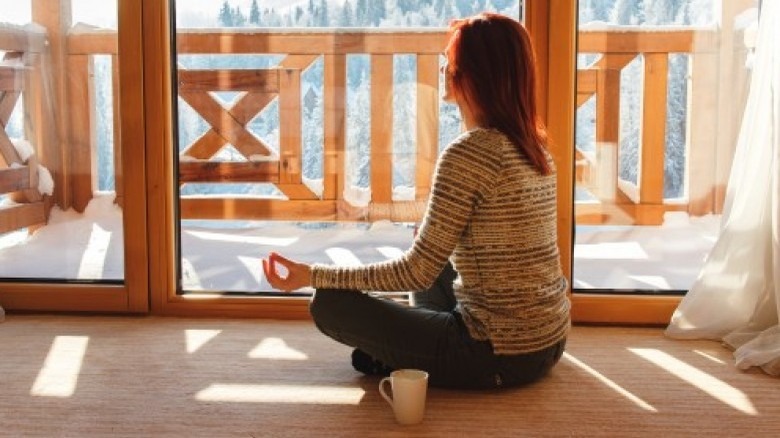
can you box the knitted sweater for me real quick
[311,128,570,354]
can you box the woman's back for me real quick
[444,128,569,355]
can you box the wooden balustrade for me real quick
[0,30,49,235]
[575,28,719,225]
[1,25,728,230]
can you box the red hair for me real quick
[446,13,551,175]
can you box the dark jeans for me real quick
[310,263,566,390]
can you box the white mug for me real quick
[379,369,429,425]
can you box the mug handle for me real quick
[379,377,394,407]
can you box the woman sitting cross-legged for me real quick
[262,12,570,390]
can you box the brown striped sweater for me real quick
[311,128,570,354]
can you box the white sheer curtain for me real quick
[665,0,779,376]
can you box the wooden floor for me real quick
[1,315,778,437]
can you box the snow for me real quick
[11,139,34,162]
[0,194,719,293]
[37,165,54,196]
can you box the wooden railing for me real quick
[0,26,49,235]
[1,25,732,232]
[575,28,721,225]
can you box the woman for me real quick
[262,12,569,390]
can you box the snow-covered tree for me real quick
[340,1,354,26]
[249,0,260,25]
[218,1,233,26]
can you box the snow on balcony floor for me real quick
[0,194,720,292]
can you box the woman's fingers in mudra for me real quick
[262,252,311,292]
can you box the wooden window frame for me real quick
[0,0,149,313]
[0,0,679,324]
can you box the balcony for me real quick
[0,21,749,292]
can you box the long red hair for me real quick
[446,13,551,175]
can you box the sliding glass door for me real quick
[145,0,530,316]
[0,0,148,312]
[570,0,757,320]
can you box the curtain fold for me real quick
[665,0,779,376]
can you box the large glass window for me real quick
[573,0,757,292]
[0,0,123,282]
[171,1,523,294]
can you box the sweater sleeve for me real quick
[310,130,502,291]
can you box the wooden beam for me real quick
[276,184,319,200]
[594,68,621,201]
[686,51,720,216]
[176,30,449,55]
[0,27,46,53]
[179,198,336,221]
[181,130,227,160]
[67,32,118,55]
[32,0,72,209]
[370,55,393,204]
[639,53,668,218]
[179,89,278,158]
[0,130,22,165]
[577,69,597,94]
[177,69,280,92]
[0,284,130,312]
[579,29,698,54]
[571,294,680,325]
[179,91,274,157]
[0,202,46,234]
[592,53,637,70]
[322,54,346,200]
[279,54,319,71]
[67,54,97,212]
[278,69,302,185]
[178,161,279,183]
[0,90,21,124]
[0,67,24,91]
[0,166,30,193]
[111,54,123,207]
[416,54,439,201]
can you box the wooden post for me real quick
[112,54,123,207]
[594,68,621,202]
[415,54,439,204]
[278,68,302,186]
[638,53,668,225]
[686,49,720,216]
[31,0,72,209]
[67,54,97,212]
[535,0,577,285]
[370,55,394,205]
[323,54,346,202]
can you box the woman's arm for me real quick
[310,130,502,292]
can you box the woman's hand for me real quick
[262,252,312,292]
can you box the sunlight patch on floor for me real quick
[184,329,222,354]
[563,352,657,412]
[693,349,727,364]
[30,336,89,397]
[248,337,308,360]
[195,384,365,404]
[629,348,757,415]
